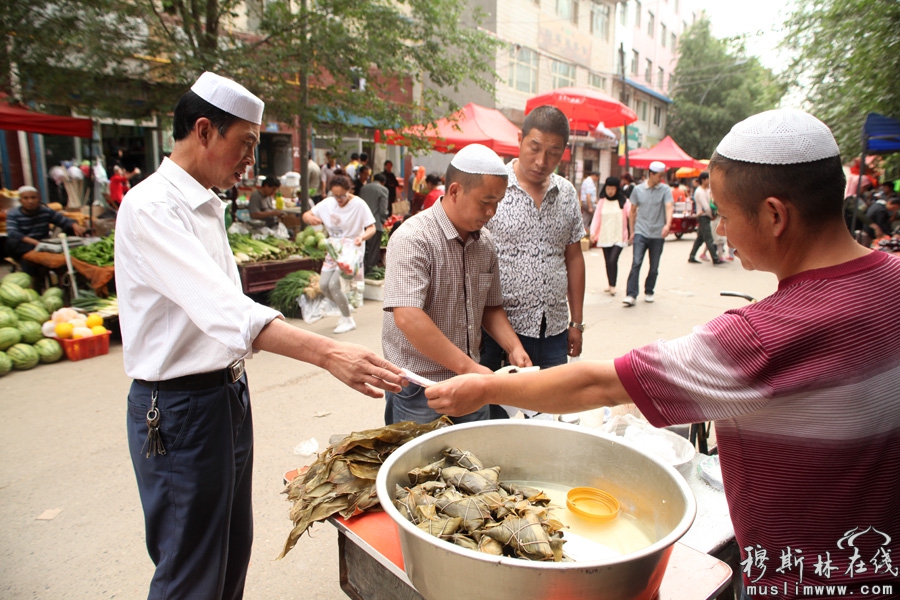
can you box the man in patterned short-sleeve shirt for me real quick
[382,144,531,425]
[481,106,586,418]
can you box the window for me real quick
[640,100,648,121]
[645,58,652,82]
[653,105,662,126]
[647,11,654,36]
[551,59,576,88]
[671,33,677,50]
[557,0,578,24]
[661,23,667,47]
[589,72,607,91]
[619,1,628,25]
[508,46,538,93]
[635,1,641,28]
[657,67,665,88]
[591,1,611,41]
[631,50,639,75]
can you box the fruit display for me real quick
[0,273,105,375]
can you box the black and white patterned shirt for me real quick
[486,160,584,338]
[382,199,503,381]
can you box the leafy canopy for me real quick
[666,16,785,160]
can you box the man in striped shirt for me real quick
[5,185,85,276]
[425,109,899,599]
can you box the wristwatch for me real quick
[568,321,585,332]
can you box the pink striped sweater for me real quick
[616,251,900,598]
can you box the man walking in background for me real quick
[580,171,599,235]
[688,171,724,265]
[623,160,673,306]
[358,172,390,273]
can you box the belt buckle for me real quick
[228,360,244,384]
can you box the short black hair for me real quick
[425,173,442,185]
[384,160,393,167]
[445,163,507,192]
[698,171,709,182]
[359,152,368,162]
[522,105,570,146]
[708,153,845,226]
[351,152,360,160]
[330,174,352,191]
[173,90,242,141]
[373,173,386,184]
[261,175,280,188]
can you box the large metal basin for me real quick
[375,420,696,600]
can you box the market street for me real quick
[0,239,775,600]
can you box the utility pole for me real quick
[619,43,629,175]
[297,0,311,208]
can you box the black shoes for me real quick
[712,258,727,265]
[688,257,701,264]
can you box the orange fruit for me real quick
[90,325,107,336]
[55,322,75,340]
[86,314,104,328]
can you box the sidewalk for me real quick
[0,237,776,599]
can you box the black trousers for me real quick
[690,215,719,261]
[127,376,253,600]
[364,232,382,273]
[601,245,624,287]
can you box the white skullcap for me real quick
[648,161,666,173]
[191,72,264,125]
[18,185,38,194]
[716,108,840,165]
[450,144,507,176]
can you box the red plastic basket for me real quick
[61,332,110,361]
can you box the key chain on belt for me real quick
[142,386,166,458]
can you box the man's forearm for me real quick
[393,307,483,375]
[564,244,586,323]
[481,305,523,355]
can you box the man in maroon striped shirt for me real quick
[426,109,899,599]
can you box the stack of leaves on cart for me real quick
[278,416,453,559]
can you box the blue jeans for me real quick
[127,377,253,600]
[626,234,665,299]
[384,382,490,425]
[481,325,569,419]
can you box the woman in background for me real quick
[590,176,631,295]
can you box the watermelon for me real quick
[18,320,43,344]
[42,295,65,313]
[15,301,50,324]
[7,343,39,370]
[0,327,22,351]
[0,282,30,308]
[34,338,63,364]
[0,351,11,376]
[2,272,33,289]
[42,286,65,300]
[24,288,41,303]
[0,306,17,328]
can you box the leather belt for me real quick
[135,360,245,391]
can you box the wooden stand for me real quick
[237,257,322,295]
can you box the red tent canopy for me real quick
[526,87,637,131]
[375,103,521,156]
[618,136,703,169]
[0,95,93,138]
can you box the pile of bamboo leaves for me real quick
[278,416,452,558]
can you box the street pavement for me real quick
[0,236,776,599]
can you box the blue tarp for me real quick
[863,112,900,155]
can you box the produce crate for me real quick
[61,331,111,361]
[238,257,323,294]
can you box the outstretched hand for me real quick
[323,342,407,398]
[425,373,492,417]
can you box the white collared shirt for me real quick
[115,158,281,380]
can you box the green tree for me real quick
[2,0,499,200]
[666,16,784,160]
[783,0,900,161]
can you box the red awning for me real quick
[618,136,703,169]
[526,87,637,131]
[375,103,521,156]
[0,95,93,138]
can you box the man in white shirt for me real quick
[114,72,404,600]
[580,171,599,234]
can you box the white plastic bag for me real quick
[299,294,340,324]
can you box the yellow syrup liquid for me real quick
[506,480,656,561]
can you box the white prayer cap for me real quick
[191,72,264,125]
[648,161,666,173]
[450,144,507,176]
[716,108,840,165]
[18,185,38,194]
